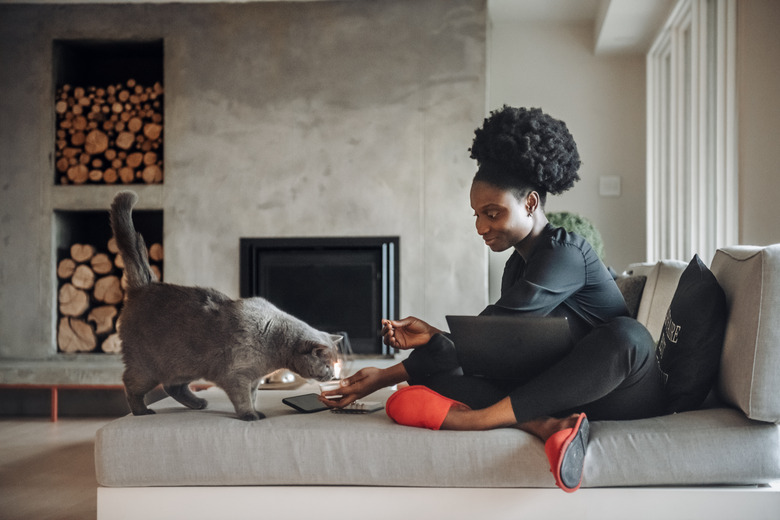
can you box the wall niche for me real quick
[53,39,164,186]
[54,209,163,354]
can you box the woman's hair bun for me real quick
[469,106,581,195]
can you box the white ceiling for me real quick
[489,0,601,23]
[489,0,676,54]
[3,0,675,55]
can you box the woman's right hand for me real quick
[381,316,441,350]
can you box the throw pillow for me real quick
[655,254,727,414]
[615,275,647,319]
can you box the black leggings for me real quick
[402,316,666,423]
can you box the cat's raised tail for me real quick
[110,191,156,289]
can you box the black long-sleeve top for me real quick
[482,223,628,342]
[403,223,628,378]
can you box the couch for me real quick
[94,245,780,520]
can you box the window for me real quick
[647,0,737,262]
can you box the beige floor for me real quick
[0,417,113,520]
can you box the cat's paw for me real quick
[239,411,266,421]
[132,409,156,416]
[190,398,208,410]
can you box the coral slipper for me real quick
[385,385,470,430]
[544,413,590,493]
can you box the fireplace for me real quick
[239,237,399,356]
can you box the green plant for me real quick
[546,211,605,260]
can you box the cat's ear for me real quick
[329,334,343,348]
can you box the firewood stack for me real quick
[55,79,164,185]
[57,238,163,353]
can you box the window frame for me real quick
[646,0,737,263]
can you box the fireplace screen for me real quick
[240,237,399,356]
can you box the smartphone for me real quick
[282,393,329,413]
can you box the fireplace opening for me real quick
[240,237,399,356]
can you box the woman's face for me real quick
[470,181,533,252]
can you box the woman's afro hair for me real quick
[469,106,581,196]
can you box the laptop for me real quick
[445,315,573,381]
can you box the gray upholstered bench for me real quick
[95,245,780,519]
[96,384,779,489]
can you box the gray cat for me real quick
[110,191,337,420]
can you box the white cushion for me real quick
[629,259,688,341]
[711,244,780,423]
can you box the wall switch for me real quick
[599,175,621,197]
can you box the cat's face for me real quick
[291,335,339,381]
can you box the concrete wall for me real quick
[0,0,487,367]
[486,20,646,300]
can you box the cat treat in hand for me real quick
[319,380,343,399]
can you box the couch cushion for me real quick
[95,386,554,488]
[614,275,646,319]
[655,255,727,414]
[585,408,780,486]
[629,259,688,340]
[710,245,780,423]
[95,385,780,488]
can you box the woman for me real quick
[321,106,665,492]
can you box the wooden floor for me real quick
[0,417,113,520]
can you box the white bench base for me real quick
[98,484,780,520]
